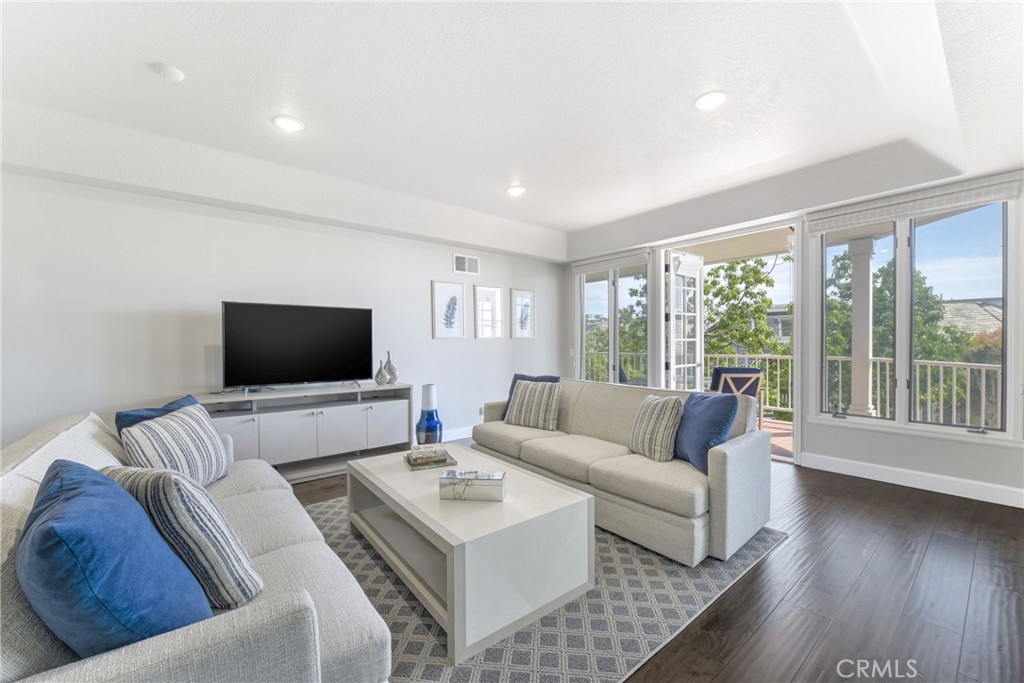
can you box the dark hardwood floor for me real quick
[292,461,1024,682]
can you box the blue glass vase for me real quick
[416,384,443,444]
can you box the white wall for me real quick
[1,173,570,446]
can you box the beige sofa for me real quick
[472,379,771,566]
[1,413,391,683]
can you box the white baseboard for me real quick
[800,452,1024,508]
[442,426,474,442]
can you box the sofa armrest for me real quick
[220,433,234,464]
[23,591,320,683]
[707,430,771,561]
[483,401,507,423]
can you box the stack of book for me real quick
[405,444,458,471]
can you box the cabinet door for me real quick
[317,404,367,457]
[366,399,410,449]
[209,414,260,460]
[259,410,318,465]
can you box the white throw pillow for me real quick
[103,465,263,609]
[121,404,228,486]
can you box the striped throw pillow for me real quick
[629,395,684,462]
[121,404,228,486]
[505,380,561,430]
[102,466,263,609]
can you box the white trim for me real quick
[801,451,1024,508]
[569,248,649,276]
[806,170,1023,234]
[806,414,1021,448]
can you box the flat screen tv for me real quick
[222,302,372,389]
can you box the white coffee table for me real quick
[347,444,594,664]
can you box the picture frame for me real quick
[511,289,535,339]
[474,286,503,339]
[432,281,465,339]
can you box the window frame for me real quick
[807,174,1022,444]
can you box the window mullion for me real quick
[894,219,913,427]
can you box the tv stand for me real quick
[194,382,413,483]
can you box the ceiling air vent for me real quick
[453,254,480,275]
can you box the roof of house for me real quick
[940,298,1003,336]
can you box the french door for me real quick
[665,250,704,391]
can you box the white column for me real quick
[848,237,876,416]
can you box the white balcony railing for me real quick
[585,351,1003,429]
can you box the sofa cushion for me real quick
[114,395,199,435]
[472,421,566,458]
[16,460,212,658]
[121,404,229,486]
[103,466,264,609]
[502,373,560,419]
[560,379,755,443]
[589,453,709,517]
[629,395,684,462]
[205,459,294,500]
[252,541,392,682]
[218,488,325,558]
[676,393,739,474]
[520,435,630,484]
[505,380,561,430]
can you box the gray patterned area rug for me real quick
[305,497,786,683]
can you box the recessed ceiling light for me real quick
[272,115,306,132]
[506,186,526,197]
[694,91,727,111]
[149,62,185,83]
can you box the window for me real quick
[812,173,1017,436]
[576,255,650,386]
[821,223,896,419]
[910,203,1006,430]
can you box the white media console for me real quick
[194,382,413,483]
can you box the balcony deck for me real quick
[764,416,794,458]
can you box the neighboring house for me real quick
[766,303,793,345]
[941,297,1003,336]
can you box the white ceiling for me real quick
[2,2,1021,259]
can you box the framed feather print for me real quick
[511,289,535,339]
[432,281,465,339]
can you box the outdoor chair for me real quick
[710,367,765,428]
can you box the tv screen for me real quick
[222,302,372,388]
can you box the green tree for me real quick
[704,258,784,355]
[824,251,972,417]
[825,253,970,361]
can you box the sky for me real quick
[584,202,1004,316]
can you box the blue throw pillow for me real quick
[115,395,199,435]
[16,460,212,658]
[502,373,560,419]
[675,393,739,474]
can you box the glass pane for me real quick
[475,286,502,338]
[617,265,647,385]
[911,203,1005,430]
[584,272,610,382]
[822,222,896,419]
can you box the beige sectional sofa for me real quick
[1,413,391,683]
[472,379,771,566]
